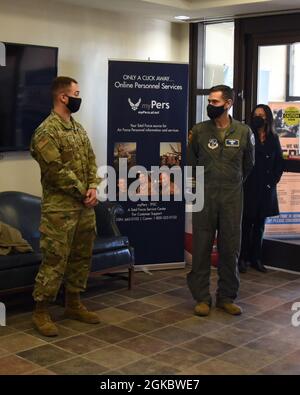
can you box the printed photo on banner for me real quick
[159,142,182,167]
[113,142,136,170]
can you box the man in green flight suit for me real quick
[187,85,255,316]
[31,76,100,336]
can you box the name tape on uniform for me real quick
[225,139,240,147]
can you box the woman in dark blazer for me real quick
[239,104,284,273]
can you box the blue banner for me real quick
[107,60,188,265]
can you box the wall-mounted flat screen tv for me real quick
[0,42,58,152]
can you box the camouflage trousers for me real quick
[33,208,96,302]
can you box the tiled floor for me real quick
[1,266,300,375]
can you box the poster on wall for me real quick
[107,60,188,266]
[265,102,300,236]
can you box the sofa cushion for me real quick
[0,251,42,270]
[93,236,129,253]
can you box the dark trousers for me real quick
[187,186,241,305]
[240,215,266,264]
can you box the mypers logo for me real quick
[128,98,170,113]
[128,98,141,111]
[0,302,6,326]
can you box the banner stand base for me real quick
[135,262,186,272]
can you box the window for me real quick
[189,21,234,126]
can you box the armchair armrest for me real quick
[94,202,124,237]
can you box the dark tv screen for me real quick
[0,43,58,152]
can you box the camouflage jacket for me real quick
[31,111,99,212]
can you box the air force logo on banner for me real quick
[225,139,240,147]
[128,98,141,111]
[208,138,218,150]
[0,42,6,67]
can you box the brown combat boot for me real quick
[216,301,243,316]
[64,291,100,324]
[32,301,58,337]
[194,302,211,317]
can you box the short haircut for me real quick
[209,85,234,102]
[51,76,77,100]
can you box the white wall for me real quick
[0,0,189,196]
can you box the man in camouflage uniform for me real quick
[31,76,100,336]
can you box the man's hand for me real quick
[83,188,98,208]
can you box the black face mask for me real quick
[207,104,226,120]
[66,96,82,113]
[252,116,265,129]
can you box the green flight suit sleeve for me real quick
[187,127,199,166]
[31,131,86,200]
[187,127,199,180]
[243,127,255,181]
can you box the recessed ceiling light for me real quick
[174,15,190,21]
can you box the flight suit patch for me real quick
[208,138,218,150]
[225,139,240,147]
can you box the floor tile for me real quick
[0,332,46,353]
[245,335,297,358]
[88,325,139,344]
[0,355,39,375]
[254,308,293,326]
[151,346,208,371]
[115,288,157,299]
[218,346,277,372]
[17,344,74,367]
[140,280,181,293]
[232,317,280,336]
[257,349,300,375]
[182,358,251,375]
[118,317,166,334]
[120,357,181,375]
[174,317,224,335]
[140,293,185,308]
[58,319,106,333]
[242,294,285,309]
[4,267,300,376]
[48,356,107,375]
[85,345,142,369]
[53,334,107,354]
[144,308,190,325]
[149,325,199,345]
[25,325,78,343]
[91,293,133,306]
[117,301,160,315]
[94,307,138,324]
[206,326,260,347]
[118,335,170,356]
[182,336,235,357]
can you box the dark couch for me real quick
[0,191,134,294]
